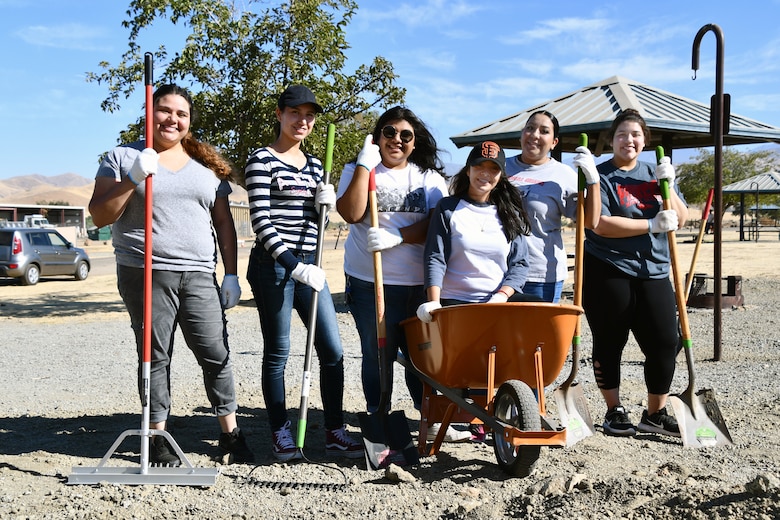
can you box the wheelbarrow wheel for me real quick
[493,379,542,477]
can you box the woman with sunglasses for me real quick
[505,110,601,302]
[336,107,468,442]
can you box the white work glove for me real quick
[128,148,158,185]
[220,274,241,309]
[291,263,326,292]
[367,227,403,252]
[648,209,679,234]
[488,291,509,303]
[655,156,675,187]
[315,182,336,213]
[416,301,442,323]
[357,135,382,172]
[572,146,599,185]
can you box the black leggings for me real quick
[583,254,678,395]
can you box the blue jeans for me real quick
[117,265,238,423]
[247,247,344,431]
[345,275,424,412]
[523,280,563,303]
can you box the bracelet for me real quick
[497,288,511,298]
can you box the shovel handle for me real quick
[562,134,588,389]
[657,146,695,392]
[368,168,390,413]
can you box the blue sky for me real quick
[1,0,780,181]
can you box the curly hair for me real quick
[371,106,446,176]
[153,84,235,181]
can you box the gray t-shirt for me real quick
[96,142,231,272]
[585,160,686,279]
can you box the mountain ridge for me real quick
[0,173,248,209]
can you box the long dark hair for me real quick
[371,106,446,176]
[152,84,234,180]
[448,165,531,241]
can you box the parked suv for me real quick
[0,228,90,285]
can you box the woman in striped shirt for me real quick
[244,85,362,461]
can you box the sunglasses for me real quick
[381,125,415,143]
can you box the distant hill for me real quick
[0,174,248,210]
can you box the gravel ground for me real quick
[1,234,779,519]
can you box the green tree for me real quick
[87,0,405,186]
[676,147,779,214]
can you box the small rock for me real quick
[460,486,480,499]
[746,473,780,495]
[384,463,416,483]
[567,473,588,492]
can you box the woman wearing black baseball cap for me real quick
[244,84,362,461]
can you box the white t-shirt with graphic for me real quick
[337,162,448,286]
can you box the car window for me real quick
[47,232,68,247]
[0,232,12,247]
[29,232,50,246]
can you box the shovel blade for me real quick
[357,410,419,470]
[669,388,733,448]
[553,381,596,447]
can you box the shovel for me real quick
[657,147,733,448]
[553,133,596,446]
[69,53,218,485]
[357,167,419,470]
[684,187,714,301]
[296,123,336,453]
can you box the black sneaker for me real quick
[638,407,681,438]
[602,406,637,437]
[150,435,181,467]
[219,427,256,464]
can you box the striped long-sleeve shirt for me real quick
[244,147,324,271]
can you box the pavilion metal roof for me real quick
[723,171,780,194]
[450,76,780,158]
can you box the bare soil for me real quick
[1,224,779,519]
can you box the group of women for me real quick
[90,81,688,466]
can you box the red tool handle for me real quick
[142,52,154,365]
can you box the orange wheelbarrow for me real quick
[399,302,583,477]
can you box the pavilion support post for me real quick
[692,24,727,361]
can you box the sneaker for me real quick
[426,423,471,443]
[150,435,181,467]
[325,426,364,459]
[602,406,637,437]
[638,407,681,437]
[219,427,256,464]
[271,420,302,462]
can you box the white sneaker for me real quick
[426,423,471,443]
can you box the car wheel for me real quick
[22,264,41,286]
[74,261,89,281]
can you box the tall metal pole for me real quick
[692,24,726,361]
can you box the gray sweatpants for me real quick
[117,265,238,423]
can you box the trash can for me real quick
[87,226,112,241]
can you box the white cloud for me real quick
[418,51,458,72]
[355,0,483,30]
[16,24,108,51]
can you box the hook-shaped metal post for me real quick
[691,24,726,361]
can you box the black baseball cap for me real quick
[277,84,323,113]
[467,141,506,174]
